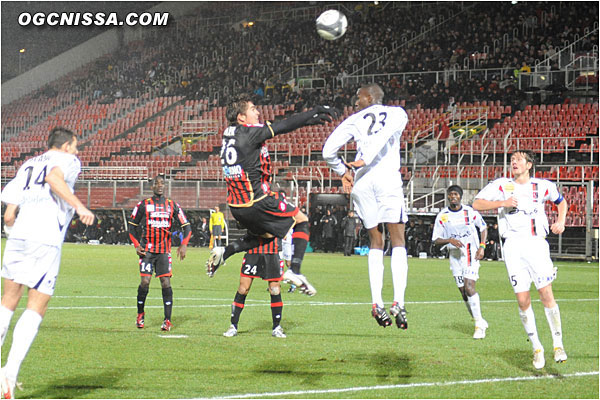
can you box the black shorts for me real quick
[139,252,172,278]
[231,192,298,238]
[240,253,283,281]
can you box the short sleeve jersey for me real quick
[432,205,487,250]
[1,150,81,246]
[129,195,189,253]
[220,123,275,207]
[209,211,225,229]
[322,104,408,181]
[475,177,562,239]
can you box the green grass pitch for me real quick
[1,242,598,398]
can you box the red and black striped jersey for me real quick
[220,123,274,207]
[128,195,191,253]
[247,237,281,255]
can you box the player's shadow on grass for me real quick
[26,370,121,399]
[369,352,412,381]
[499,348,532,373]
[499,348,564,376]
[255,361,325,385]
[443,321,473,337]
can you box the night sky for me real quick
[1,1,160,82]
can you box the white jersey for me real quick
[432,205,487,253]
[475,177,563,240]
[1,150,81,247]
[322,104,408,182]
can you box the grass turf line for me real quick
[1,242,598,398]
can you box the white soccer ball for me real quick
[316,10,348,41]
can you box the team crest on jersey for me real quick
[441,214,449,223]
[147,204,155,212]
[260,145,269,157]
[279,201,286,212]
[504,182,515,194]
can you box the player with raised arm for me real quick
[128,175,191,331]
[472,150,568,369]
[322,83,410,329]
[0,127,95,399]
[432,185,488,339]
[206,95,339,296]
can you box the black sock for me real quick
[223,233,274,260]
[270,293,283,329]
[290,221,309,274]
[137,285,149,314]
[231,292,247,328]
[162,287,173,320]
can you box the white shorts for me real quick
[280,239,292,262]
[503,236,555,293]
[1,239,62,296]
[351,173,408,230]
[448,245,480,287]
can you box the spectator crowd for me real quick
[18,1,597,118]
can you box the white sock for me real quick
[368,249,384,307]
[390,247,408,307]
[0,306,15,346]
[544,304,564,349]
[519,306,543,351]
[468,293,483,323]
[463,300,474,318]
[4,309,43,383]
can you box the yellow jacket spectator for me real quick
[209,206,226,247]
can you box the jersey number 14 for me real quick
[22,165,47,190]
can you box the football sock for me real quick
[464,300,474,318]
[519,306,543,350]
[231,292,247,328]
[137,285,149,314]
[459,290,474,317]
[4,309,42,383]
[468,293,483,322]
[368,248,385,307]
[390,246,408,308]
[162,287,173,321]
[270,294,283,329]
[544,304,564,349]
[223,233,271,261]
[290,222,309,275]
[0,305,14,346]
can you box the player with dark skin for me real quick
[135,176,187,292]
[343,87,406,268]
[433,188,487,302]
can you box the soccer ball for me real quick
[316,10,348,41]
